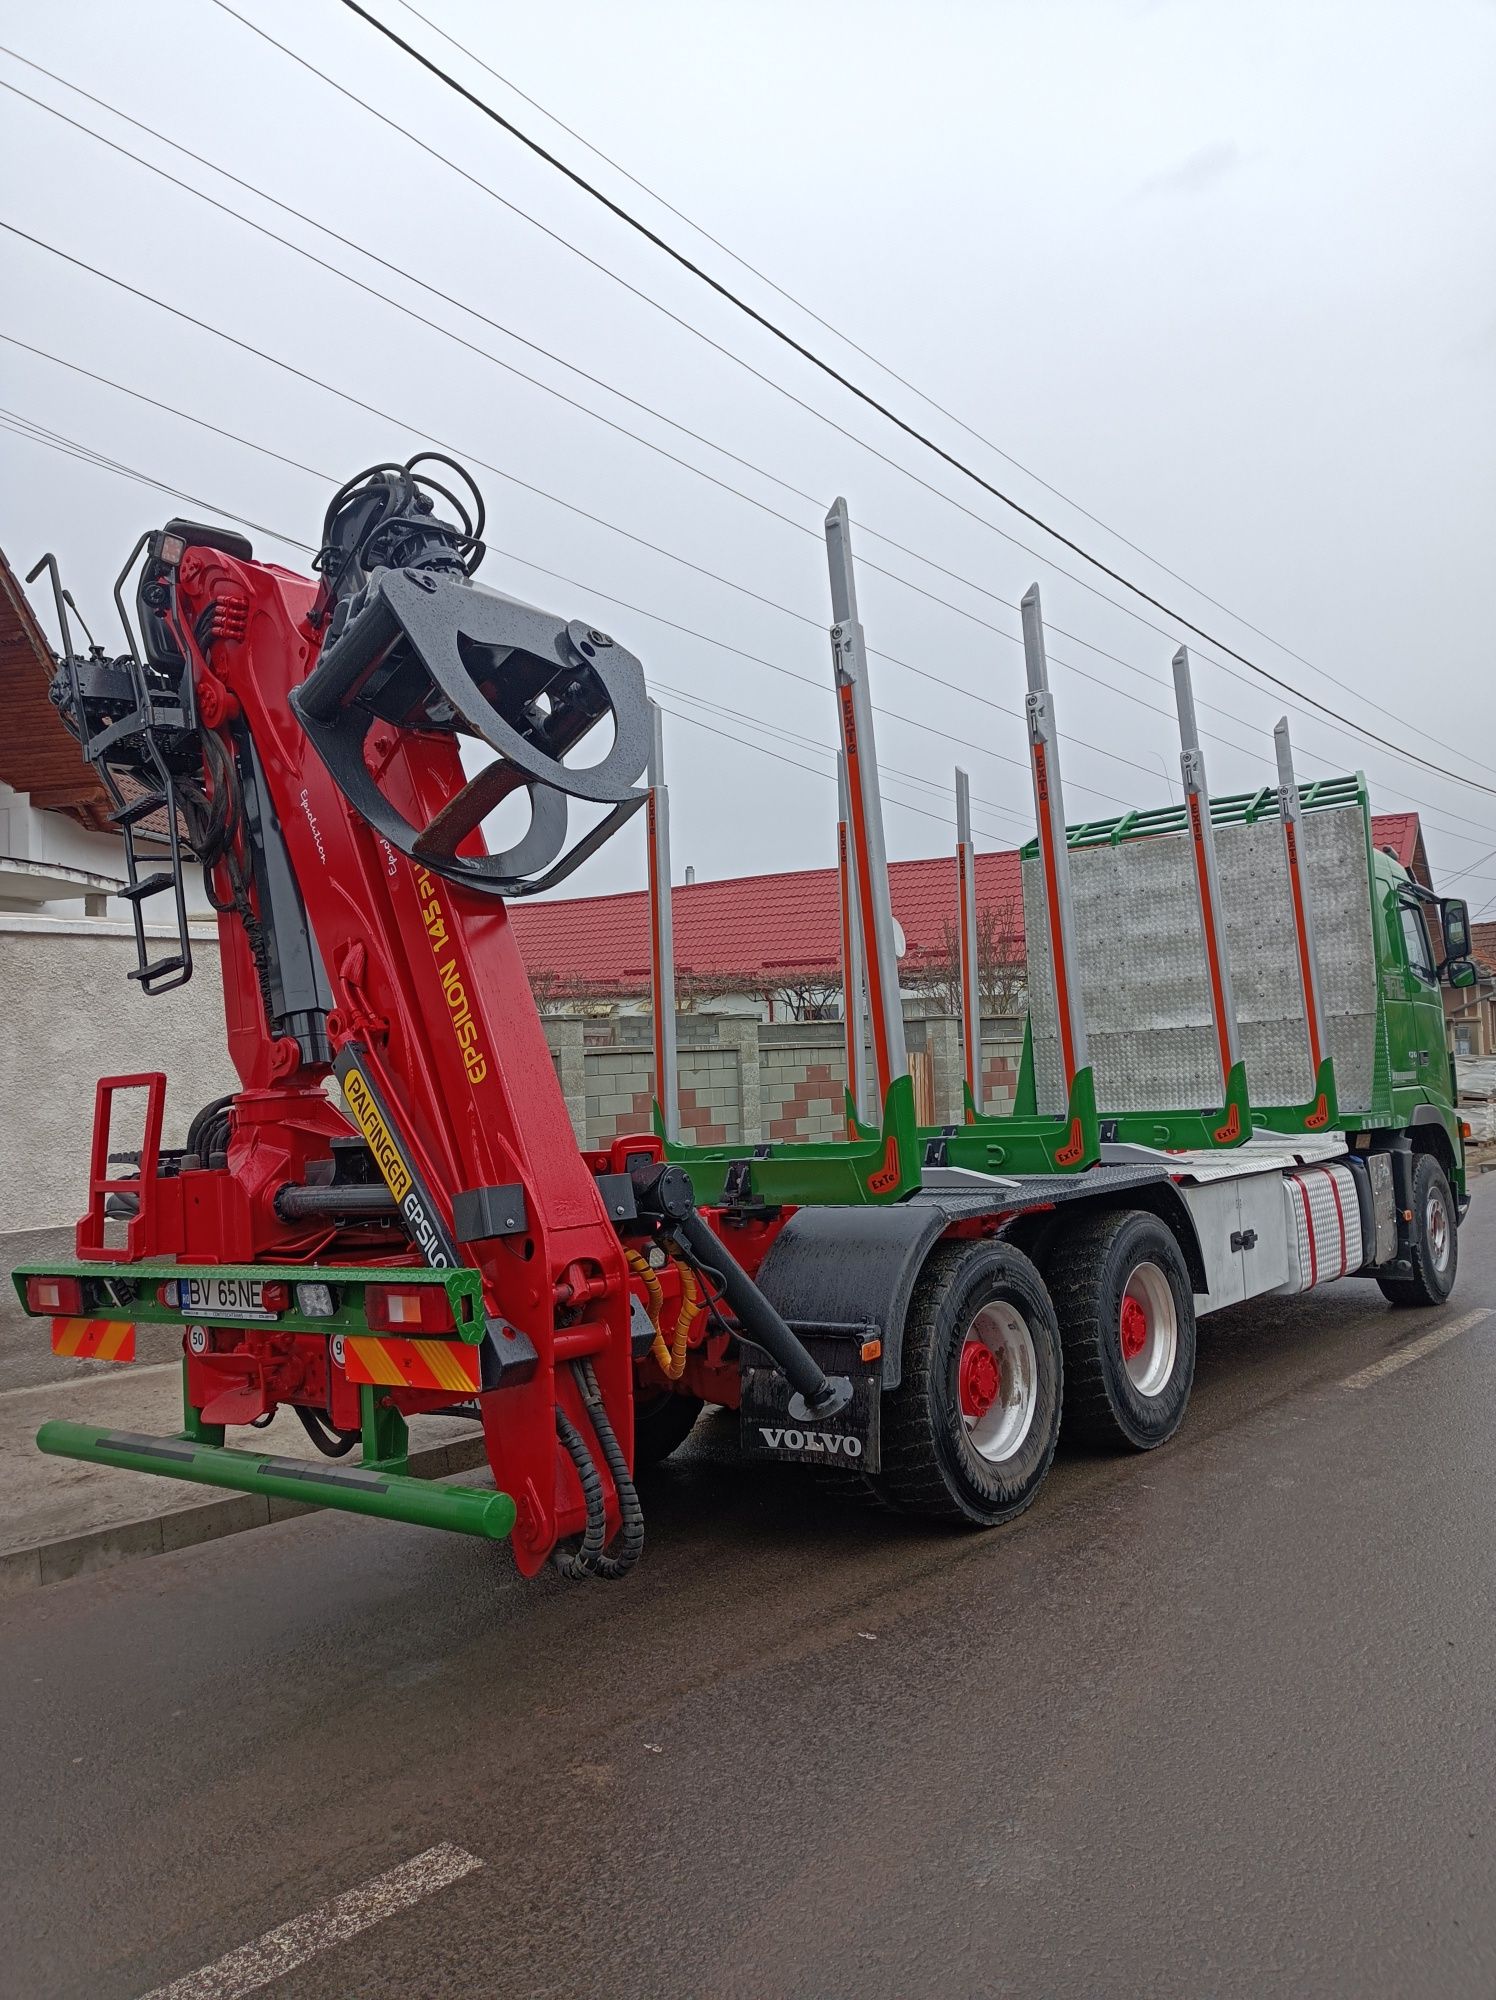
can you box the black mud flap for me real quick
[739,1325,881,1474]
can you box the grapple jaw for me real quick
[294,568,649,895]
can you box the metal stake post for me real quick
[1274,717,1329,1082]
[1020,585,1088,1090]
[955,767,982,1120]
[645,701,680,1143]
[837,752,874,1129]
[1172,647,1240,1090]
[825,499,907,1107]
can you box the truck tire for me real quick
[872,1240,1062,1526]
[632,1388,704,1467]
[1377,1153,1458,1308]
[1046,1209,1196,1451]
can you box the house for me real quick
[1448,920,1496,1058]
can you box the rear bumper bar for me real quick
[35,1422,515,1541]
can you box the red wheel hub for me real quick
[959,1338,1001,1422]
[1120,1294,1148,1364]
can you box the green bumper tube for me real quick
[36,1422,515,1541]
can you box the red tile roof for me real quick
[512,812,1422,994]
[0,546,115,831]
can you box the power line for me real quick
[384,0,1428,744]
[0,227,1160,804]
[331,0,1496,793]
[0,409,1024,839]
[198,3,1496,794]
[12,60,1477,821]
[13,71,1495,853]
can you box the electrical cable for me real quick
[327,0,1496,789]
[382,0,1397,717]
[4,67,1489,810]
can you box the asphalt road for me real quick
[3,1203,1495,1999]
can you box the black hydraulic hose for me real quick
[572,1359,644,1581]
[294,1405,360,1457]
[671,1207,852,1421]
[552,1406,609,1581]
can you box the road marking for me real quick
[137,1843,482,2000]
[1341,1308,1493,1390]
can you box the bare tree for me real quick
[911,902,1027,1018]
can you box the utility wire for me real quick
[0,410,1021,838]
[201,2,1496,792]
[0,226,1162,803]
[10,60,1475,814]
[13,67,1494,849]
[13,273,1494,852]
[384,0,1418,729]
[331,0,1496,789]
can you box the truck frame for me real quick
[13,458,1477,1577]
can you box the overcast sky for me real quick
[2,0,1493,909]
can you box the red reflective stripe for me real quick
[1032,739,1078,1086]
[837,820,859,1112]
[841,682,892,1101]
[1293,1175,1318,1286]
[957,841,978,1112]
[1188,791,1233,1091]
[1283,820,1324,1072]
[647,789,666,1109]
[1325,1170,1348,1277]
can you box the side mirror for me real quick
[1441,896,1472,961]
[1447,958,1477,990]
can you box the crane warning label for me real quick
[335,1047,458,1270]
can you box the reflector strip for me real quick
[343,1334,479,1393]
[51,1317,136,1362]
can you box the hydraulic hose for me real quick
[550,1362,646,1582]
[572,1359,644,1581]
[294,1405,360,1458]
[672,1207,851,1420]
[552,1406,610,1581]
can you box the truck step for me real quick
[119,871,178,903]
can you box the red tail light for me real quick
[26,1275,86,1315]
[364,1284,455,1334]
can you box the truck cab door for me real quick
[1389,892,1441,1097]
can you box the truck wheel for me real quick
[632,1388,704,1467]
[873,1240,1062,1526]
[1047,1210,1196,1451]
[1377,1153,1458,1308]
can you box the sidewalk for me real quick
[0,1324,487,1596]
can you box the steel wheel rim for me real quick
[1120,1262,1177,1398]
[1427,1185,1451,1272]
[959,1301,1038,1464]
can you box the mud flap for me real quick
[739,1327,882,1474]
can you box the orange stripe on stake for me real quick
[1187,792,1236,1092]
[1032,740,1079,1088]
[840,679,893,1102]
[1283,819,1324,1073]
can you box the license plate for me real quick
[178,1276,273,1320]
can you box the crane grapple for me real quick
[18,455,851,1579]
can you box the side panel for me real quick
[1025,805,1378,1117]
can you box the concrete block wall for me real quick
[543,1014,1026,1148]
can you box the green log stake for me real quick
[36,1422,515,1541]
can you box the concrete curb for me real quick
[0,1432,490,1598]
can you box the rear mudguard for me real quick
[753,1203,948,1391]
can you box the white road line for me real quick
[137,1844,483,2000]
[1341,1308,1493,1390]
